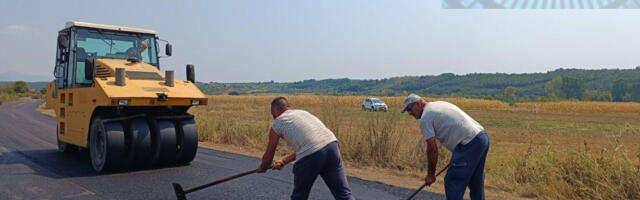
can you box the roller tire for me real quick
[155,119,177,166]
[146,117,160,166]
[176,119,198,165]
[90,117,128,173]
[57,127,75,153]
[130,118,153,168]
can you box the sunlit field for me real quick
[190,95,640,199]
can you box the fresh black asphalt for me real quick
[0,99,445,199]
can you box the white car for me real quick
[362,98,388,112]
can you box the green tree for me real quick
[630,83,640,102]
[612,79,630,102]
[11,81,29,93]
[561,76,584,100]
[583,90,612,102]
[544,76,563,98]
[504,86,517,103]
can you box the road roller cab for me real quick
[44,21,207,172]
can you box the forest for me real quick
[197,67,640,102]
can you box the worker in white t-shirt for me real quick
[402,93,490,200]
[258,97,354,200]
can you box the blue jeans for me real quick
[444,132,490,200]
[291,142,354,200]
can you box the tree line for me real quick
[197,67,640,102]
[538,75,640,102]
[0,81,31,94]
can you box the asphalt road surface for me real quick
[0,99,444,200]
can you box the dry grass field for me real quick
[190,95,640,199]
[1,93,41,104]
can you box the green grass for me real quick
[0,93,39,104]
[476,117,632,135]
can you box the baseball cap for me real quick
[401,93,422,113]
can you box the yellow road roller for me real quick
[45,21,207,173]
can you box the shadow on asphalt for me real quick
[0,149,98,178]
[0,149,188,179]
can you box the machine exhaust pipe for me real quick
[165,70,174,87]
[115,68,126,86]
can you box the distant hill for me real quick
[0,72,50,82]
[196,67,640,101]
[5,67,640,102]
[0,81,48,90]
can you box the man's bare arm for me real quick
[260,128,280,170]
[279,152,296,164]
[426,137,439,175]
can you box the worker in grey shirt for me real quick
[258,97,354,200]
[402,94,490,200]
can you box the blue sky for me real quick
[1,0,639,82]
[444,0,640,8]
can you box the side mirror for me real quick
[84,59,95,81]
[54,64,63,78]
[186,64,195,83]
[165,43,172,56]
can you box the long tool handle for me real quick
[406,163,451,200]
[184,169,260,194]
[407,183,428,200]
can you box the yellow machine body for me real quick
[45,59,206,147]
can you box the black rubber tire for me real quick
[155,119,177,166]
[146,117,160,166]
[57,127,75,153]
[176,119,198,164]
[90,117,127,173]
[130,117,153,168]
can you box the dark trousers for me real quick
[444,132,490,200]
[291,142,354,200]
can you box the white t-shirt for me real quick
[420,101,484,151]
[272,109,338,160]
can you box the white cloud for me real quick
[5,25,28,33]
